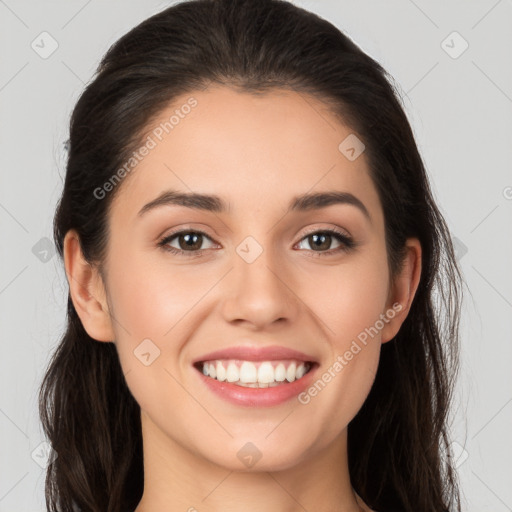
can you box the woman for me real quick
[38,0,464,510]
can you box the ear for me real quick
[381,238,422,343]
[63,229,115,342]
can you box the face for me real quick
[72,85,418,473]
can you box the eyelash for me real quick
[157,227,356,258]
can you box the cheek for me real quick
[105,250,214,412]
[300,250,389,424]
[309,251,390,341]
[107,249,213,340]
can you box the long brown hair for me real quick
[39,0,464,510]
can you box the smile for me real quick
[196,359,313,388]
[194,359,318,407]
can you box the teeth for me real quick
[257,362,274,383]
[216,361,226,381]
[199,359,312,386]
[240,361,257,383]
[296,363,307,379]
[286,362,296,382]
[226,362,239,382]
[274,363,286,382]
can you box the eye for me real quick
[157,229,217,256]
[295,229,355,256]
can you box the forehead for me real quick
[108,85,382,225]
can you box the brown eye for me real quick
[158,230,217,254]
[176,232,204,251]
[307,233,333,251]
[296,230,354,255]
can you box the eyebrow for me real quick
[137,189,371,221]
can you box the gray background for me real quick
[1,0,511,510]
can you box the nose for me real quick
[220,243,300,329]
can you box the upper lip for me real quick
[193,344,318,364]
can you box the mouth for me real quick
[193,359,317,388]
[192,344,319,406]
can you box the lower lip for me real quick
[195,364,318,407]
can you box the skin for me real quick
[64,86,421,512]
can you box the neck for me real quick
[134,411,367,512]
